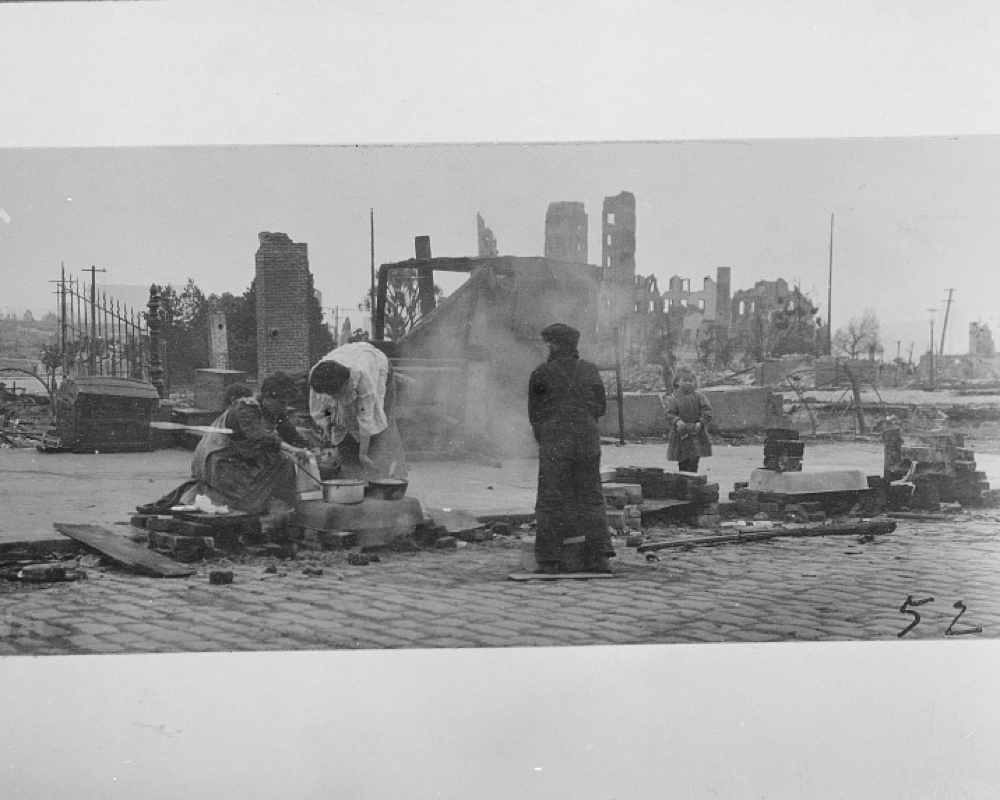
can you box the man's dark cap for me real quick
[540,323,580,347]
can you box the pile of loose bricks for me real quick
[898,432,996,508]
[131,511,263,562]
[727,488,829,523]
[602,466,722,529]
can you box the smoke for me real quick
[395,257,599,460]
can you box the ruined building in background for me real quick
[597,191,643,364]
[476,212,498,258]
[661,267,732,360]
[731,278,821,364]
[970,322,996,357]
[732,278,790,322]
[544,201,588,263]
[255,232,316,376]
[916,321,1000,384]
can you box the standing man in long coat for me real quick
[528,323,615,574]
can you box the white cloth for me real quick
[309,342,389,445]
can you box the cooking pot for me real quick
[364,478,409,501]
[322,479,365,504]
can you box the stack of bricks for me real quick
[141,516,218,562]
[898,432,995,508]
[728,484,828,522]
[615,466,672,499]
[762,428,804,472]
[605,466,721,528]
[673,472,721,528]
[602,481,643,532]
[131,511,262,561]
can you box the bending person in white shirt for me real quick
[308,341,408,480]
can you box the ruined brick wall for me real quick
[544,201,588,263]
[255,232,311,377]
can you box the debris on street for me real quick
[53,523,196,578]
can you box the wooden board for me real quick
[636,518,897,552]
[640,499,692,511]
[508,572,619,581]
[888,511,954,522]
[150,421,232,435]
[53,523,196,577]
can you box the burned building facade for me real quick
[661,267,732,360]
[544,201,588,264]
[597,191,647,363]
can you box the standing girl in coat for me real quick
[663,367,713,473]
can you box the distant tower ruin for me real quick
[544,201,588,263]
[970,322,996,356]
[602,192,636,283]
[255,232,312,377]
[477,213,498,257]
[597,191,637,360]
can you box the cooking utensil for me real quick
[364,478,408,501]
[322,479,365,504]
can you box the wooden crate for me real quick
[49,376,160,453]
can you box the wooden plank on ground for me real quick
[53,523,196,577]
[508,572,619,581]
[640,499,692,511]
[887,512,955,522]
[637,518,897,552]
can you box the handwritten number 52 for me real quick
[898,596,983,638]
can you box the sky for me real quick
[1,137,998,356]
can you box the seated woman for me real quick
[141,377,311,519]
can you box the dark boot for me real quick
[587,555,613,573]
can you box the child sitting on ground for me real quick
[663,367,713,473]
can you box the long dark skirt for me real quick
[535,448,614,568]
[143,451,298,515]
[197,450,299,514]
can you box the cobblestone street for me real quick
[3,510,998,656]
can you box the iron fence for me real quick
[54,268,149,381]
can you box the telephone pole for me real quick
[82,265,106,374]
[939,288,954,355]
[369,209,376,329]
[827,213,834,355]
[927,309,937,388]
